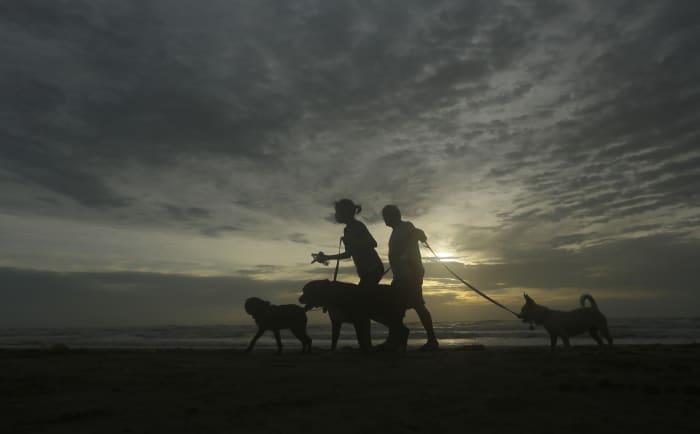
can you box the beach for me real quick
[2,345,699,434]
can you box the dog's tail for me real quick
[580,294,599,310]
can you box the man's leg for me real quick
[408,278,438,350]
[415,304,439,349]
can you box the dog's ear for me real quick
[243,298,255,314]
[524,293,534,304]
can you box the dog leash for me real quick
[328,237,392,282]
[311,238,345,281]
[332,237,342,282]
[422,242,521,318]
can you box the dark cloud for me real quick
[514,1,700,219]
[287,233,310,244]
[431,2,700,239]
[1,1,699,324]
[0,0,574,216]
[0,0,294,212]
[443,232,700,297]
[236,265,280,278]
[0,267,304,327]
[200,225,240,238]
[162,204,211,222]
[0,133,132,208]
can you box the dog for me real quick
[299,279,409,353]
[244,297,312,354]
[519,293,613,350]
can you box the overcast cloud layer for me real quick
[1,0,699,326]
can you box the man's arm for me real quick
[414,228,427,243]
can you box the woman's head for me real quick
[334,199,361,223]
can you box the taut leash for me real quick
[422,242,521,318]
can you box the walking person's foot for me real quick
[419,340,439,352]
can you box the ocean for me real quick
[1,317,699,350]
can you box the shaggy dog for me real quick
[519,293,613,350]
[244,297,312,354]
[299,279,409,353]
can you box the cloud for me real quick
[0,0,575,217]
[1,1,699,324]
[439,232,700,297]
[162,205,212,222]
[0,267,305,327]
[288,233,310,244]
[201,225,241,238]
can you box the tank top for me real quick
[343,220,384,278]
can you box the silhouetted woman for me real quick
[314,199,384,287]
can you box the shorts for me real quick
[391,277,425,309]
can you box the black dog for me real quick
[299,279,409,353]
[244,297,312,354]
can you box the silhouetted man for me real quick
[382,205,439,351]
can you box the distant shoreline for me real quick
[2,317,698,350]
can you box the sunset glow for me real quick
[1,1,699,326]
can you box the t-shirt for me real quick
[388,221,425,280]
[343,220,383,277]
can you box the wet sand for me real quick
[2,345,699,433]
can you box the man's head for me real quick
[382,204,402,227]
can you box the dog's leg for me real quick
[352,322,363,352]
[290,327,302,345]
[273,329,283,355]
[549,334,558,351]
[331,319,341,351]
[398,324,409,353]
[361,318,373,353]
[380,326,397,352]
[245,329,265,353]
[353,318,372,354]
[601,327,613,347]
[589,329,603,347]
[561,333,571,348]
[386,315,409,353]
[305,334,312,353]
[291,327,312,353]
[362,320,372,353]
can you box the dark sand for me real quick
[2,345,699,433]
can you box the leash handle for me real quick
[422,242,521,318]
[332,237,342,282]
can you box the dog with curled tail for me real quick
[519,293,613,350]
[244,297,312,354]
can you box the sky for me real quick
[1,0,699,327]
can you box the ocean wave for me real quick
[1,318,698,349]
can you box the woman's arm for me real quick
[314,250,351,264]
[321,251,352,261]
